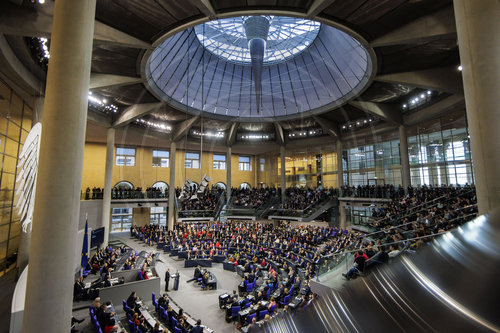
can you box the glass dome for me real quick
[194,16,321,65]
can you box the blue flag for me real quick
[81,220,88,270]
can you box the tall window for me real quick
[152,150,169,167]
[239,156,251,171]
[260,158,265,172]
[213,154,226,170]
[185,152,200,169]
[115,147,135,166]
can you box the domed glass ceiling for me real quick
[194,16,321,65]
[145,17,373,121]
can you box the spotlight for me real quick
[458,65,463,71]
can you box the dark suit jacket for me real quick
[165,271,170,281]
[190,326,203,333]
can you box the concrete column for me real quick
[280,146,286,203]
[399,125,411,190]
[339,204,346,229]
[101,128,114,247]
[167,141,177,230]
[22,1,96,332]
[336,140,344,188]
[31,97,44,125]
[454,0,500,214]
[226,146,232,203]
[18,98,45,275]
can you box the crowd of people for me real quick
[339,184,478,279]
[279,187,332,211]
[178,187,224,211]
[84,186,167,200]
[231,187,276,209]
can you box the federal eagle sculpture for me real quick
[15,122,42,233]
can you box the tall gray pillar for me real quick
[167,141,177,230]
[22,1,96,332]
[18,98,45,275]
[226,146,232,203]
[31,97,44,125]
[454,0,500,214]
[339,204,347,229]
[101,128,114,247]
[336,140,344,188]
[399,125,411,190]
[280,146,286,203]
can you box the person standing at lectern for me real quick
[165,268,171,291]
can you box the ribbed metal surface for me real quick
[260,212,500,332]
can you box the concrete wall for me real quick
[132,207,150,226]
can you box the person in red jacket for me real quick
[342,250,368,280]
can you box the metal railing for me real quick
[316,211,478,276]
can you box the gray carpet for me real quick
[111,232,241,333]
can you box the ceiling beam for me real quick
[87,109,112,127]
[306,0,336,19]
[312,116,341,138]
[90,74,143,90]
[171,116,200,142]
[0,34,41,96]
[375,67,464,95]
[226,122,238,147]
[403,94,465,126]
[371,6,456,47]
[0,2,151,49]
[348,101,403,125]
[187,0,217,20]
[274,122,285,146]
[93,21,151,49]
[112,103,163,128]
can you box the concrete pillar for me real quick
[336,140,344,188]
[18,98,45,275]
[226,146,232,203]
[31,97,44,125]
[399,125,411,190]
[339,204,346,229]
[280,146,286,203]
[454,0,500,214]
[167,141,176,230]
[22,1,96,332]
[101,128,114,247]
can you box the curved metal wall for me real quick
[260,212,500,332]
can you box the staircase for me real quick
[302,197,338,222]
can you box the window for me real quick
[185,152,200,169]
[213,154,226,170]
[115,147,135,166]
[111,208,133,232]
[260,158,265,172]
[153,150,169,167]
[239,156,251,171]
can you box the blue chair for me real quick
[152,292,156,303]
[266,288,271,300]
[128,320,136,331]
[231,306,240,320]
[174,327,182,333]
[279,295,291,307]
[171,317,178,329]
[248,313,257,325]
[246,282,253,293]
[162,309,169,323]
[258,310,268,321]
[242,302,251,309]
[122,300,128,312]
[138,271,144,280]
[269,304,277,315]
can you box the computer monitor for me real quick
[91,227,105,248]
